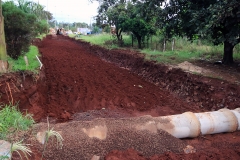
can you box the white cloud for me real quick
[35,0,99,23]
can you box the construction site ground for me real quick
[1,35,240,159]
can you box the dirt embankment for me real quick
[75,39,240,112]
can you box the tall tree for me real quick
[3,1,37,59]
[120,1,156,48]
[16,0,52,24]
[162,0,240,64]
[106,2,126,42]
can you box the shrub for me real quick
[2,1,37,59]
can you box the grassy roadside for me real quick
[74,33,240,64]
[0,104,34,140]
[8,45,40,73]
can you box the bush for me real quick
[35,20,48,35]
[2,1,37,59]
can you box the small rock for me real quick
[0,140,11,159]
[91,155,100,160]
[36,131,46,144]
[183,145,196,154]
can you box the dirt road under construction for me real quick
[1,35,240,159]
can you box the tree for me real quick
[162,0,240,64]
[17,0,53,21]
[119,2,156,48]
[35,20,48,34]
[3,1,37,59]
[0,0,7,61]
[92,25,100,34]
[106,2,126,42]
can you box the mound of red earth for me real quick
[1,35,240,121]
[1,35,240,159]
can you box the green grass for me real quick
[76,33,132,49]
[78,33,114,46]
[71,33,240,64]
[143,50,202,64]
[8,45,40,72]
[0,104,35,140]
[36,34,46,40]
[68,34,76,38]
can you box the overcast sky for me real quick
[35,0,99,24]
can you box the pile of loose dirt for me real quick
[31,117,188,160]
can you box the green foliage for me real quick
[103,25,111,33]
[8,45,40,72]
[97,1,156,48]
[2,1,37,59]
[36,34,46,40]
[79,33,113,46]
[35,20,48,35]
[0,104,35,140]
[17,0,53,21]
[91,26,100,34]
[160,0,240,64]
[2,1,51,60]
[81,33,240,64]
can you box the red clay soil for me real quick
[1,35,240,159]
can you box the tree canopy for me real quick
[2,0,51,59]
[158,0,240,64]
[94,0,240,64]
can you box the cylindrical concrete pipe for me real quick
[155,108,240,138]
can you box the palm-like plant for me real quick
[41,117,64,160]
[11,141,32,160]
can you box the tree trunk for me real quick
[136,36,142,49]
[172,39,175,51]
[132,34,133,47]
[163,38,166,52]
[222,41,234,65]
[0,14,7,61]
[116,28,122,41]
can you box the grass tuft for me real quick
[0,104,35,140]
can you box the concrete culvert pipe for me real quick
[156,108,240,138]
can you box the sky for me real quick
[35,0,99,24]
